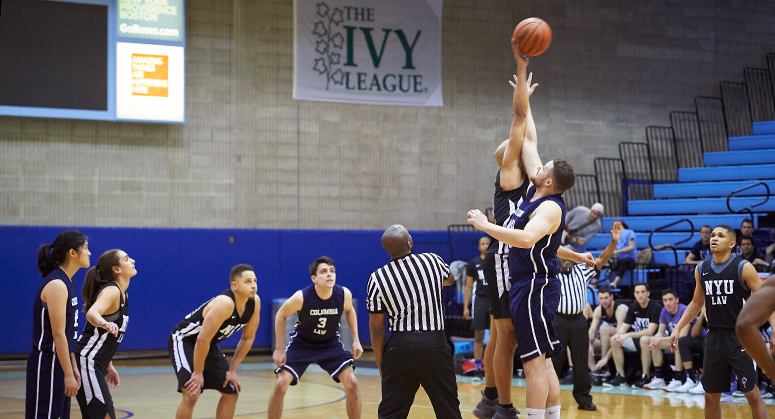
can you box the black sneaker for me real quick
[632,375,650,388]
[603,373,627,387]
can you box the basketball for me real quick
[513,17,552,56]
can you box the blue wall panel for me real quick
[0,226,448,355]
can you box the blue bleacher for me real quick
[677,164,775,182]
[753,121,775,135]
[704,150,775,166]
[729,135,775,150]
[586,232,695,249]
[653,180,775,198]
[628,197,775,215]
[601,214,762,231]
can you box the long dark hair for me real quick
[37,230,87,277]
[82,249,121,311]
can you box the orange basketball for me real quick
[513,17,552,56]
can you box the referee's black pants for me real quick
[378,330,462,419]
[551,312,593,406]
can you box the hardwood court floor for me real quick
[2,356,774,418]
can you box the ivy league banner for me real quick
[294,0,443,106]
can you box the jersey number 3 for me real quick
[314,317,327,335]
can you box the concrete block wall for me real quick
[1,0,774,230]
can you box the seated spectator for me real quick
[607,282,661,387]
[609,222,637,289]
[673,306,707,393]
[685,225,712,266]
[641,289,691,390]
[563,203,604,252]
[735,218,763,255]
[739,235,768,270]
[589,286,629,376]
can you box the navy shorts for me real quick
[167,334,237,394]
[509,274,563,363]
[485,252,511,319]
[26,350,71,419]
[276,341,354,386]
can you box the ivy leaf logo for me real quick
[310,2,347,90]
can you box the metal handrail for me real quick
[649,218,695,267]
[725,182,771,219]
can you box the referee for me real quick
[367,224,462,419]
[553,221,621,412]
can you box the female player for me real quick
[75,249,136,419]
[27,230,90,419]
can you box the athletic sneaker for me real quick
[492,405,519,419]
[473,392,499,419]
[663,379,683,392]
[732,390,745,397]
[674,377,697,393]
[643,377,666,390]
[722,380,737,396]
[603,373,627,387]
[688,382,705,395]
[632,375,650,388]
[761,387,774,399]
[472,369,485,384]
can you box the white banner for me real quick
[294,0,443,106]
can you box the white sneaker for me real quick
[732,390,745,397]
[674,377,696,393]
[663,379,683,392]
[689,382,705,394]
[643,377,666,390]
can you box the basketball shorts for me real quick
[167,334,237,394]
[26,350,71,419]
[75,355,116,419]
[509,274,563,363]
[484,252,511,319]
[276,341,354,386]
[472,295,491,331]
[702,331,758,394]
[622,337,641,352]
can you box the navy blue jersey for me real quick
[508,185,567,280]
[77,283,129,374]
[290,285,345,347]
[31,268,79,353]
[171,289,255,346]
[487,169,528,255]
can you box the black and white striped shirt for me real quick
[366,253,450,332]
[557,264,597,315]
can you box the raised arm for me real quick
[595,221,622,271]
[502,72,538,189]
[467,201,561,249]
[343,287,363,359]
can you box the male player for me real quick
[468,36,579,419]
[669,226,769,419]
[268,256,362,419]
[168,264,261,419]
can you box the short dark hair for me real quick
[230,264,254,282]
[310,256,335,276]
[549,159,576,192]
[742,218,754,227]
[598,286,613,296]
[633,281,649,292]
[700,225,712,232]
[715,224,737,242]
[662,288,678,298]
[739,235,754,246]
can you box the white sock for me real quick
[546,405,561,419]
[526,408,545,419]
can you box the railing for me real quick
[649,218,695,267]
[726,181,771,219]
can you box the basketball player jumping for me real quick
[669,226,769,419]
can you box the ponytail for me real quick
[82,249,121,311]
[37,230,87,277]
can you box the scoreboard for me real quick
[0,0,185,123]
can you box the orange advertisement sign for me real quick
[131,54,168,97]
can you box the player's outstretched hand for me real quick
[223,370,241,393]
[610,221,623,242]
[352,342,363,360]
[668,331,679,353]
[106,364,120,388]
[273,348,286,367]
[467,209,489,231]
[102,321,119,337]
[509,73,539,97]
[184,372,204,394]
